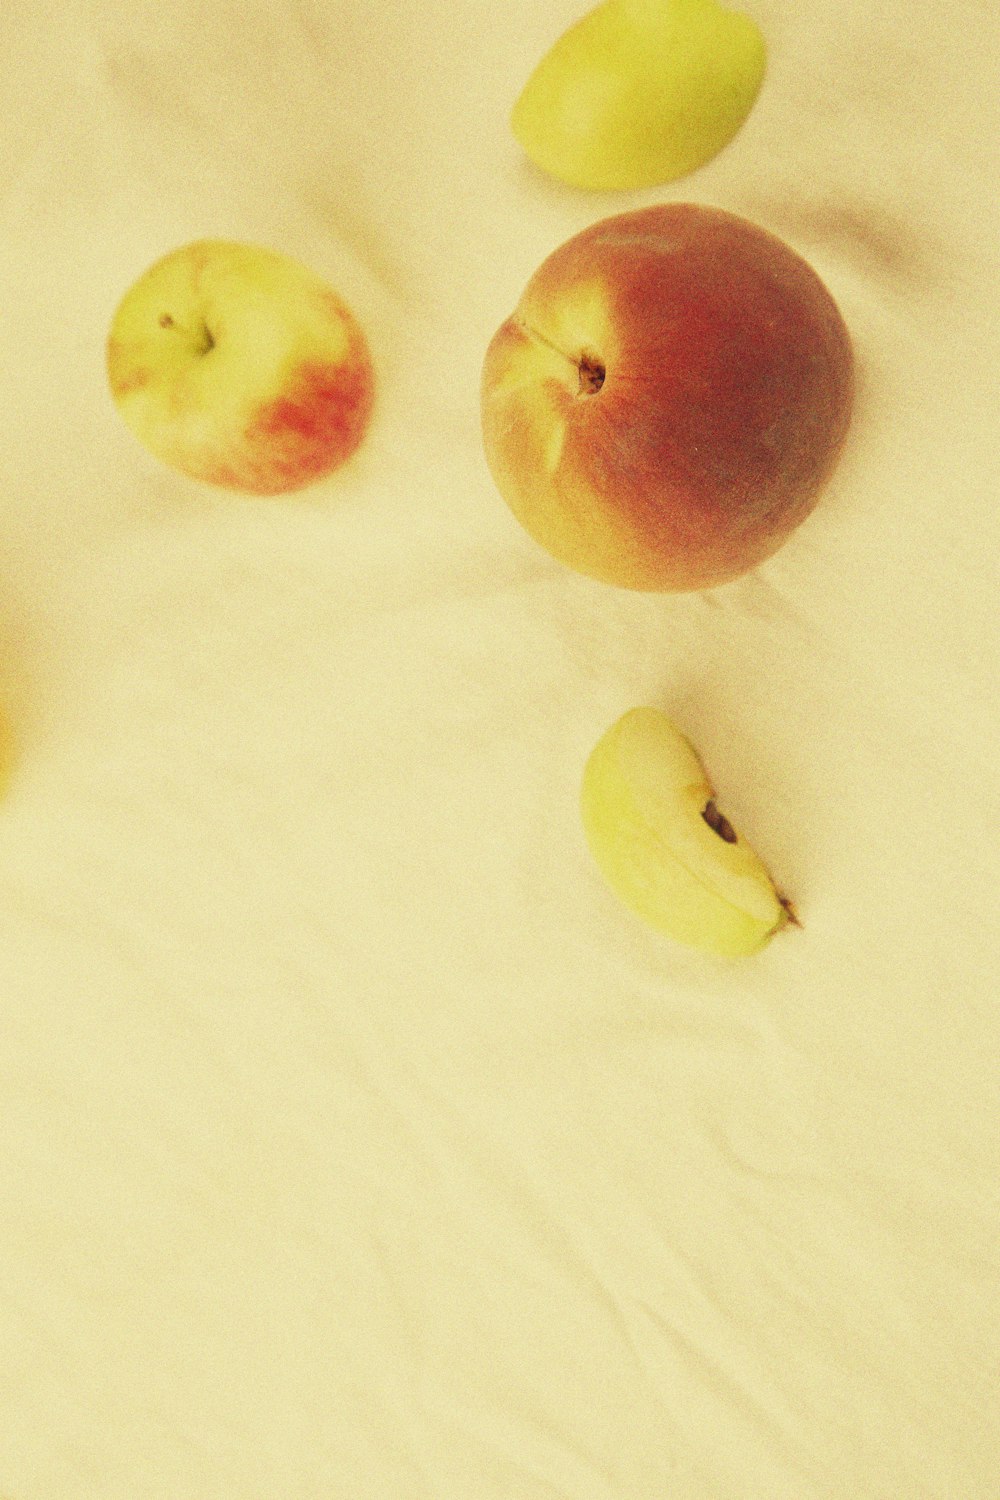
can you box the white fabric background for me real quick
[1,0,998,1495]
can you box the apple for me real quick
[0,714,14,795]
[581,706,792,955]
[481,203,854,592]
[512,0,767,191]
[107,240,375,495]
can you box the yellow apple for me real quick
[511,0,767,191]
[107,240,375,495]
[481,203,854,592]
[581,707,790,956]
[0,713,14,794]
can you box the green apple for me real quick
[511,0,767,191]
[581,707,791,956]
[107,240,375,495]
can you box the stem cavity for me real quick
[159,312,215,355]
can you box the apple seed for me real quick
[702,799,737,843]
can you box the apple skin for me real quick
[512,0,767,192]
[107,240,375,495]
[481,203,854,592]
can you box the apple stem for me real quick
[779,894,802,927]
[158,312,215,356]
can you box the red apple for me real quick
[481,203,854,591]
[107,240,375,496]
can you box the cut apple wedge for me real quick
[581,707,792,956]
[512,0,767,191]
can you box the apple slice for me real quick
[581,707,791,955]
[512,0,767,191]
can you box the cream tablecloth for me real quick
[2,0,998,1494]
